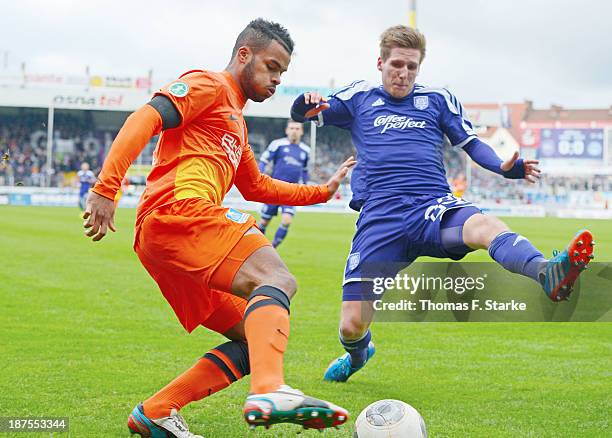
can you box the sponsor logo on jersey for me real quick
[374,114,426,133]
[283,156,302,166]
[168,81,189,97]
[221,133,242,169]
[371,98,385,107]
[414,95,429,110]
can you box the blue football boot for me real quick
[323,341,376,382]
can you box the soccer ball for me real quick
[354,399,427,438]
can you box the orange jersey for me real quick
[92,69,331,334]
[92,69,329,228]
[136,70,247,226]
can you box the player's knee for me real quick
[340,314,369,340]
[223,322,246,342]
[251,268,297,299]
[274,270,297,297]
[233,245,298,298]
[480,216,509,245]
[465,214,509,248]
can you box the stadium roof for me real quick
[525,103,612,123]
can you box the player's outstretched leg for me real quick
[324,285,376,383]
[128,340,249,437]
[235,245,349,431]
[541,229,594,301]
[463,214,594,301]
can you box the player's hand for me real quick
[500,151,541,184]
[83,191,117,241]
[522,159,541,183]
[325,156,357,200]
[303,92,330,119]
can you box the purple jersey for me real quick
[77,169,96,196]
[316,81,476,208]
[259,137,310,184]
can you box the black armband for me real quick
[147,95,181,130]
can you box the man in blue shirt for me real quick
[77,162,97,210]
[258,120,310,247]
[291,25,595,382]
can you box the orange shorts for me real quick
[134,198,270,334]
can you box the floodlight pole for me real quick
[409,0,417,28]
[465,155,472,195]
[310,121,317,178]
[46,103,54,187]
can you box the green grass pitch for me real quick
[1,205,611,437]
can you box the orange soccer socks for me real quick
[243,285,291,394]
[142,285,291,417]
[142,340,249,418]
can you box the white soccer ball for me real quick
[354,399,427,438]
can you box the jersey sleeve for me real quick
[92,105,163,200]
[317,80,369,129]
[234,144,329,205]
[153,70,218,128]
[437,89,477,148]
[317,97,353,129]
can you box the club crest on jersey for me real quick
[348,252,360,270]
[226,208,250,224]
[169,82,189,97]
[414,95,428,110]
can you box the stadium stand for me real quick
[1,93,611,214]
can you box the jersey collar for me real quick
[380,84,416,103]
[222,70,247,107]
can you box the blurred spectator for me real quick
[1,112,610,210]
